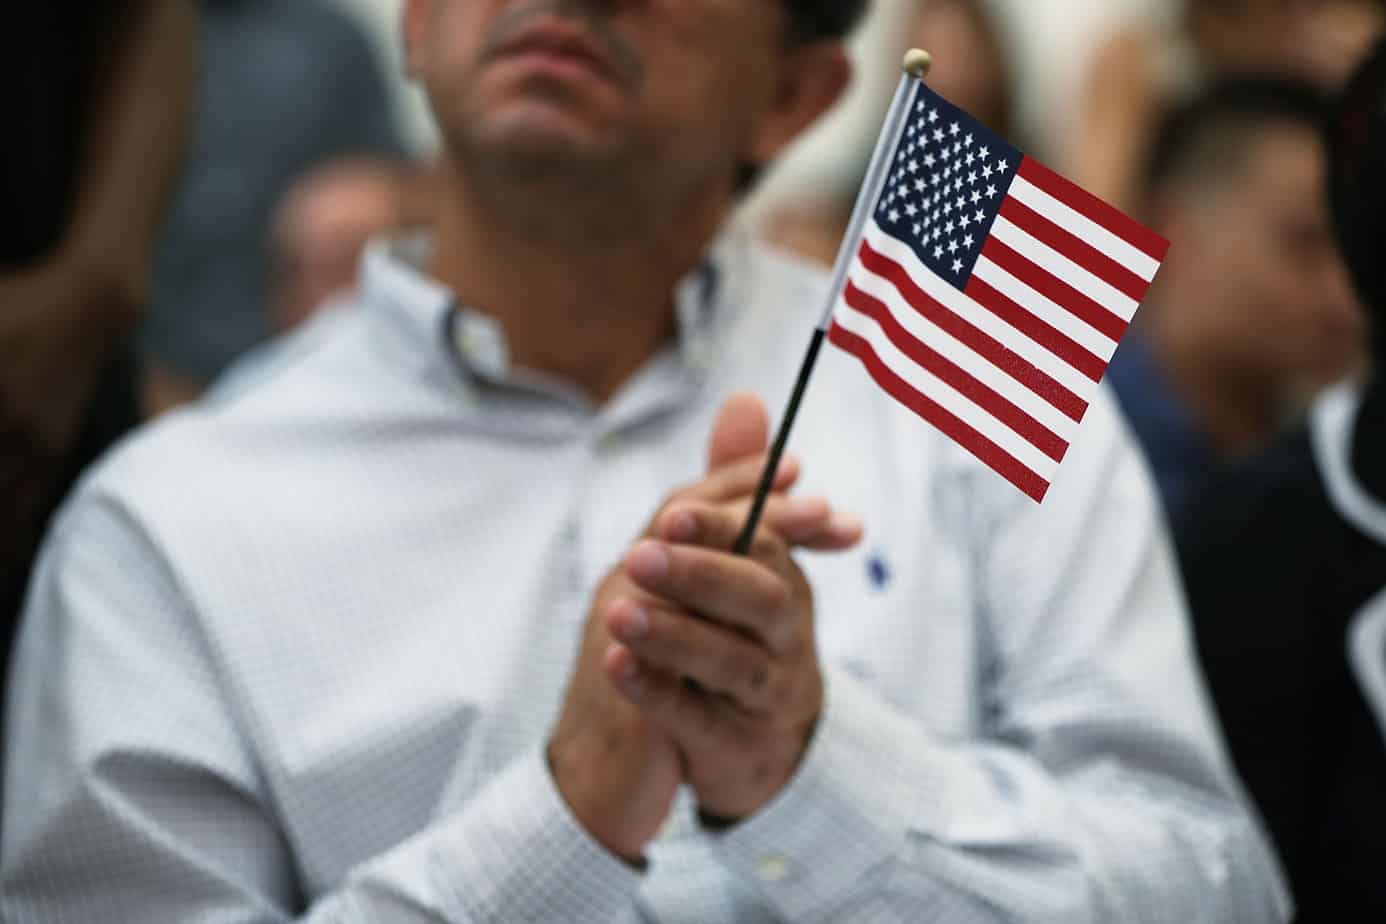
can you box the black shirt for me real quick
[1178,386,1386,921]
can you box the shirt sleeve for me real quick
[711,392,1293,923]
[1,492,643,923]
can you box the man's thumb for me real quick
[707,391,769,472]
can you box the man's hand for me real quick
[602,395,864,822]
[548,393,855,859]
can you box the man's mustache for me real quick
[481,0,645,90]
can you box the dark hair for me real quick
[1145,76,1328,194]
[1329,39,1386,333]
[785,0,871,43]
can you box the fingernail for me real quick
[778,454,801,476]
[628,541,671,581]
[617,603,650,639]
[829,511,865,535]
[665,511,698,543]
[787,495,829,518]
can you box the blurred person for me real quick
[1176,40,1386,920]
[0,4,196,669]
[271,159,440,333]
[1,2,1287,922]
[1076,0,1385,211]
[763,0,1015,266]
[140,0,412,416]
[1104,78,1364,528]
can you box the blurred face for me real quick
[403,0,829,205]
[1175,125,1364,385]
[907,1,1008,135]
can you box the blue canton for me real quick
[875,83,1023,291]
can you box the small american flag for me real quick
[824,81,1169,502]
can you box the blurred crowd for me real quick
[4,0,1386,919]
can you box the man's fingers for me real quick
[656,496,865,553]
[606,599,774,711]
[605,642,730,748]
[623,541,794,651]
[678,451,800,506]
[705,391,769,472]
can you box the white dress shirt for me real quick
[2,231,1288,922]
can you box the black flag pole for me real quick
[732,49,933,554]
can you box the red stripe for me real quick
[829,322,1050,502]
[998,197,1150,303]
[981,237,1129,343]
[1017,158,1170,261]
[963,274,1107,386]
[841,283,1068,462]
[855,240,1088,423]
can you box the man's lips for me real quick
[491,19,626,88]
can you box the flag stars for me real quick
[933,128,945,143]
[963,233,975,248]
[960,213,973,229]
[970,190,982,205]
[974,209,986,224]
[948,239,960,254]
[952,258,964,274]
[965,152,976,167]
[914,179,927,194]
[984,184,998,198]
[967,171,978,185]
[949,122,960,136]
[933,244,944,260]
[982,164,994,180]
[888,208,900,223]
[978,146,989,160]
[965,133,974,147]
[944,220,956,234]
[904,202,918,218]
[923,153,936,168]
[928,108,939,123]
[907,159,919,174]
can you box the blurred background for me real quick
[5,1,1386,917]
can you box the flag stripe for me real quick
[963,274,1108,383]
[971,256,1117,366]
[1008,176,1162,281]
[845,270,1080,436]
[828,322,1051,502]
[839,281,1069,460]
[858,230,1091,419]
[832,303,1062,479]
[998,196,1149,304]
[990,216,1140,323]
[980,238,1129,345]
[1017,157,1170,262]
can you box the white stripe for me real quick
[1008,175,1161,281]
[861,223,1098,399]
[972,256,1119,363]
[842,267,1080,441]
[990,216,1141,322]
[833,304,1060,482]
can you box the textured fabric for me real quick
[3,230,1288,922]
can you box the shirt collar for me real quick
[359,227,748,388]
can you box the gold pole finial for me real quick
[902,48,933,80]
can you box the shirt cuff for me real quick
[431,746,643,921]
[711,664,947,920]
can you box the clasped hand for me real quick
[548,393,862,861]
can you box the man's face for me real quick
[1178,124,1364,385]
[405,0,798,201]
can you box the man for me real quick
[1177,40,1386,920]
[1,1,1287,921]
[0,2,196,679]
[1105,78,1363,528]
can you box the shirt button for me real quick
[756,855,790,882]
